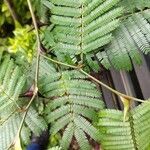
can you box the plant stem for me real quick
[16,88,38,136]
[18,0,41,133]
[80,4,84,64]
[4,0,20,23]
[7,89,38,150]
[40,53,80,69]
[41,54,146,103]
[27,0,41,86]
[8,0,41,149]
[80,69,146,103]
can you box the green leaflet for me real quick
[39,69,104,150]
[98,100,150,150]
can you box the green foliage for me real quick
[0,0,150,149]
[41,0,123,64]
[0,106,47,150]
[0,2,12,26]
[98,100,150,150]
[0,56,47,150]
[96,10,150,70]
[0,0,30,37]
[0,2,12,37]
[0,0,47,37]
[41,0,150,72]
[0,55,26,116]
[48,133,62,148]
[8,26,36,62]
[39,69,104,149]
[48,146,62,150]
[118,0,150,13]
[31,0,49,22]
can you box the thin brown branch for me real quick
[80,69,146,103]
[4,0,20,23]
[7,0,41,149]
[16,0,41,134]
[40,54,146,103]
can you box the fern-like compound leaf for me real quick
[41,1,150,71]
[0,107,47,150]
[0,56,47,150]
[96,11,150,70]
[41,0,122,63]
[39,69,104,149]
[98,100,150,150]
[0,55,26,119]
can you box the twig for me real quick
[7,90,38,150]
[27,0,41,85]
[7,0,41,149]
[15,88,38,138]
[80,70,146,103]
[40,53,80,69]
[40,54,146,103]
[4,0,20,23]
[18,0,41,135]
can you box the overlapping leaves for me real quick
[39,69,104,150]
[41,0,123,64]
[98,100,150,150]
[96,10,150,70]
[0,55,47,150]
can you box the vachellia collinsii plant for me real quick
[0,0,150,150]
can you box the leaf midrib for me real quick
[129,113,138,150]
